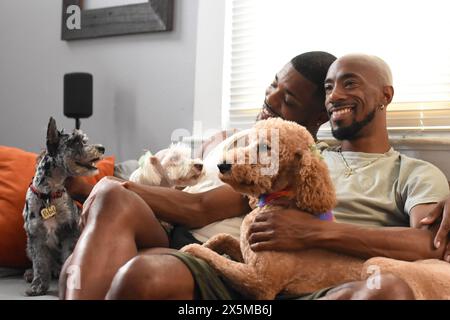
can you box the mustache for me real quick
[262,100,281,117]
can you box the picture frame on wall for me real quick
[61,0,174,41]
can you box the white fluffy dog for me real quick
[129,143,204,233]
[129,142,204,189]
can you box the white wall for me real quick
[192,0,226,136]
[0,0,199,162]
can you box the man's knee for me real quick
[90,177,127,203]
[106,255,195,300]
[106,256,151,300]
[323,273,414,300]
[323,274,414,300]
[360,273,414,300]
[86,177,144,223]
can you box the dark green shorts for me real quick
[168,225,202,250]
[167,250,334,300]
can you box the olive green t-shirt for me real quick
[321,147,449,227]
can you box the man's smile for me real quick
[328,103,357,122]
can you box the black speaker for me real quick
[64,73,93,129]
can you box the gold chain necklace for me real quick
[338,150,384,177]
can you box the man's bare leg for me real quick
[64,178,169,299]
[106,248,196,300]
[320,274,415,300]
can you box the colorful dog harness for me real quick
[257,189,294,207]
[257,189,334,221]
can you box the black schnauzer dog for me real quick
[23,117,104,296]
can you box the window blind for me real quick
[224,0,450,133]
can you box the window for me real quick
[224,0,450,137]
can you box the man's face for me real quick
[256,63,322,127]
[324,59,383,140]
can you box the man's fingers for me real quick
[433,202,449,248]
[248,231,274,246]
[250,240,275,252]
[78,193,96,231]
[248,221,271,234]
[445,242,450,263]
[434,222,449,249]
[78,213,87,231]
[420,202,443,225]
[253,211,277,223]
[105,175,126,183]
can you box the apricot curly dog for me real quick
[182,118,363,299]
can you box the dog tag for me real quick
[41,205,57,220]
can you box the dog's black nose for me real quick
[194,163,203,171]
[218,163,232,173]
[97,145,105,153]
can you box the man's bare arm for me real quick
[317,205,446,261]
[123,181,251,229]
[249,203,447,261]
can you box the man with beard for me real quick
[63,53,450,300]
[245,54,450,299]
[61,51,338,299]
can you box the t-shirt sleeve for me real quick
[400,157,450,215]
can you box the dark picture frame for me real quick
[61,0,174,41]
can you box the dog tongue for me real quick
[76,159,99,170]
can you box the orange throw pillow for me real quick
[0,145,114,268]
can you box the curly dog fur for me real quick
[182,118,363,299]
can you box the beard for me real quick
[256,101,280,121]
[331,108,376,141]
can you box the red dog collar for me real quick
[29,183,65,200]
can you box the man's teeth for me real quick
[332,107,353,118]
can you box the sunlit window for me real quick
[223,0,450,134]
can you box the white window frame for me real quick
[192,0,228,139]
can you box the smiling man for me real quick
[324,55,393,145]
[257,53,331,141]
[245,53,450,299]
[62,51,338,300]
[319,54,446,227]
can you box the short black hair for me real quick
[290,51,337,102]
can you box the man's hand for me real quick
[248,208,324,252]
[420,199,450,262]
[121,179,146,198]
[78,176,127,230]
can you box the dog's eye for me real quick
[68,136,84,148]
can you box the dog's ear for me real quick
[295,149,336,214]
[46,117,60,156]
[150,156,172,187]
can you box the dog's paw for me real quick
[203,233,230,249]
[25,279,49,296]
[180,243,202,254]
[23,269,34,283]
